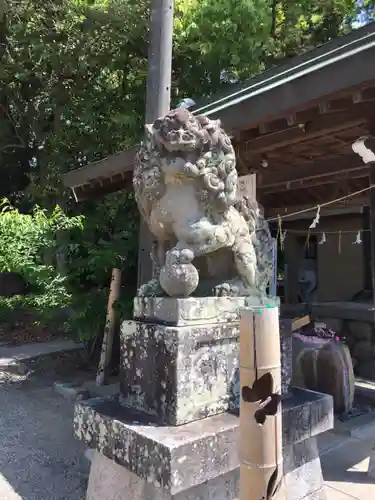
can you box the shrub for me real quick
[0,198,84,319]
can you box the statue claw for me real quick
[137,279,165,297]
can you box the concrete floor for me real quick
[1,368,374,500]
[0,372,89,500]
[320,430,375,500]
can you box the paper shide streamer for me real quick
[318,232,326,245]
[309,205,320,229]
[353,231,362,245]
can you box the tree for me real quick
[1,0,374,340]
[1,0,149,205]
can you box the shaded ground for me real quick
[0,370,89,500]
[0,309,69,345]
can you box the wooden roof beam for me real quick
[263,179,369,214]
[238,103,372,157]
[258,155,368,193]
[265,197,368,218]
[63,148,137,192]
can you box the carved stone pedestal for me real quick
[74,297,333,500]
[75,388,332,500]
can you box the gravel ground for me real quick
[0,371,89,500]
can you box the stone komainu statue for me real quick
[133,108,273,298]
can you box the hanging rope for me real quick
[280,230,287,250]
[267,184,375,223]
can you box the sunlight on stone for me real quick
[347,456,370,472]
[0,473,22,499]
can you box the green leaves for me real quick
[0,198,83,314]
[1,0,374,342]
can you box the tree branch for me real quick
[270,0,278,38]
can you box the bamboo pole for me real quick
[239,306,285,500]
[96,268,122,386]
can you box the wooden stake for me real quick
[96,268,122,386]
[291,315,311,332]
[239,306,285,500]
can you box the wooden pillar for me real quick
[362,204,372,292]
[137,0,174,288]
[369,168,375,299]
[284,235,299,304]
[367,123,375,304]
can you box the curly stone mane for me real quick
[133,108,238,217]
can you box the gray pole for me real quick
[145,0,174,123]
[137,0,174,289]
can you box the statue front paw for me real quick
[213,280,252,297]
[137,279,165,297]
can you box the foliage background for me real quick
[0,0,374,343]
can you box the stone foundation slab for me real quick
[85,434,326,500]
[74,387,333,496]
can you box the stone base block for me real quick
[283,437,325,500]
[120,319,239,425]
[120,299,292,426]
[74,387,333,498]
[86,450,239,500]
[85,435,326,500]
[133,296,279,326]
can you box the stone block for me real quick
[348,321,373,342]
[75,388,332,500]
[74,388,333,493]
[353,340,373,361]
[75,398,239,495]
[120,320,239,425]
[296,341,355,414]
[280,318,293,395]
[0,358,29,375]
[120,311,294,425]
[133,296,279,326]
[53,381,90,401]
[282,388,334,443]
[292,334,330,388]
[355,359,375,380]
[86,447,327,500]
[283,437,324,500]
[86,450,239,500]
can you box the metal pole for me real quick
[137,0,174,289]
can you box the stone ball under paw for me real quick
[159,263,199,297]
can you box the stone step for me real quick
[333,409,375,436]
[0,339,83,375]
[54,379,120,401]
[355,378,375,400]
